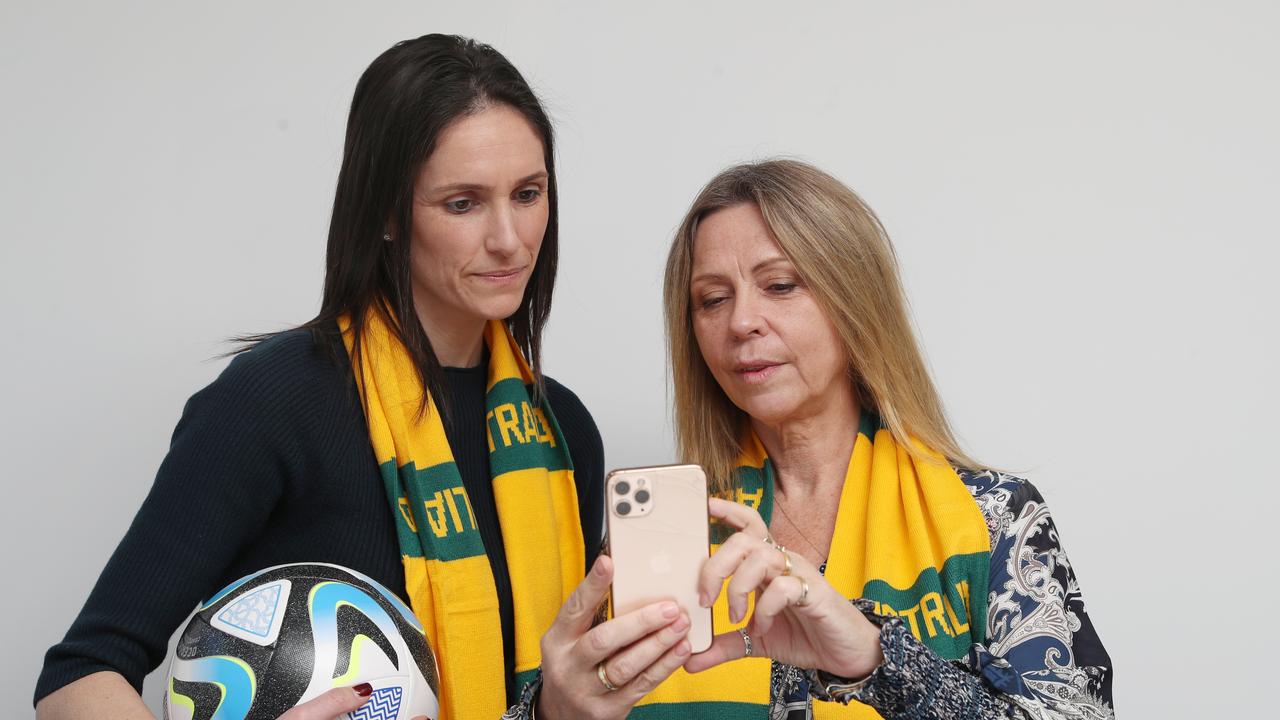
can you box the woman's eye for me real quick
[446,198,473,213]
[699,296,728,310]
[516,188,542,204]
[768,282,797,294]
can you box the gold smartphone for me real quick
[604,464,713,653]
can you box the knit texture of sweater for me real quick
[34,328,604,706]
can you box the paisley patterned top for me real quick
[789,469,1114,719]
[505,470,1114,719]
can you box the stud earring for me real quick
[382,233,392,242]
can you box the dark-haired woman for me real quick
[34,35,689,720]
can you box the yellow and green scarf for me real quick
[342,312,584,720]
[633,413,990,719]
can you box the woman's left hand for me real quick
[683,498,884,678]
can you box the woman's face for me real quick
[690,203,852,427]
[409,103,549,335]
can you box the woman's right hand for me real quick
[536,555,693,720]
[278,684,429,720]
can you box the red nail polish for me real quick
[353,683,373,697]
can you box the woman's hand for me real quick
[683,498,884,679]
[537,555,693,720]
[278,685,429,720]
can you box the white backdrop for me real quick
[3,1,1277,717]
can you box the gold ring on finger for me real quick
[739,627,753,657]
[795,578,811,607]
[776,545,793,577]
[597,661,620,692]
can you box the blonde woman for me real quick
[641,160,1114,719]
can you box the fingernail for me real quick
[661,602,679,619]
[594,558,608,576]
[672,614,690,632]
[353,683,373,697]
[698,592,709,607]
[675,639,691,657]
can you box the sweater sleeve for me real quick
[808,472,1115,719]
[33,346,302,704]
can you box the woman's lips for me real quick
[474,267,525,283]
[735,362,782,384]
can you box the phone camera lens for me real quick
[634,489,650,504]
[616,501,632,516]
[614,481,631,496]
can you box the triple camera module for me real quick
[611,476,653,517]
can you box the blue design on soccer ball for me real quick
[216,584,283,638]
[329,566,424,634]
[170,655,256,720]
[349,686,403,720]
[309,581,404,670]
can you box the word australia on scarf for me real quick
[387,378,570,561]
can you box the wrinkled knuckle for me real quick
[585,627,612,655]
[541,630,568,661]
[610,656,635,683]
[634,665,664,692]
[563,591,586,618]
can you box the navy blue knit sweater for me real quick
[34,328,604,706]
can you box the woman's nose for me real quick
[728,292,767,338]
[485,205,521,256]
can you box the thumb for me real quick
[278,684,373,719]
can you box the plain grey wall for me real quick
[3,1,1277,717]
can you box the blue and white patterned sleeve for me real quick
[808,471,1114,719]
[964,470,1113,717]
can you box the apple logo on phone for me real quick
[649,552,672,575]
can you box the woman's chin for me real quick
[471,296,526,323]
[731,394,802,427]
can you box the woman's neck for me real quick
[413,300,487,368]
[752,389,860,499]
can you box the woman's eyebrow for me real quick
[430,170,549,196]
[751,256,791,273]
[690,271,727,286]
[692,256,791,286]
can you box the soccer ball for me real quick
[164,563,438,720]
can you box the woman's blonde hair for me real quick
[663,159,981,494]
